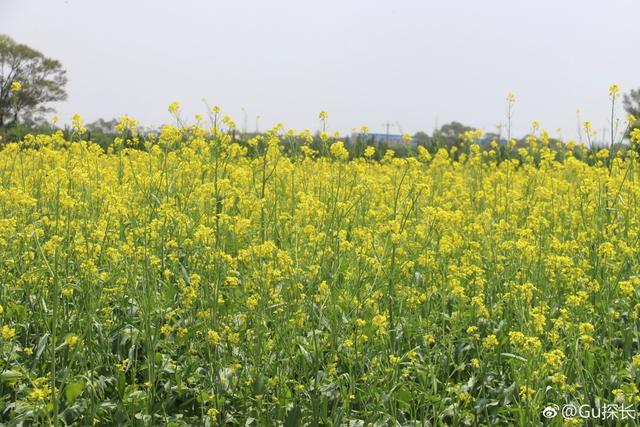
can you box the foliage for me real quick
[0,34,67,128]
[624,88,640,131]
[624,89,640,118]
[413,131,431,147]
[432,121,476,148]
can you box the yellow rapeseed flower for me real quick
[609,84,620,98]
[207,329,221,345]
[1,325,16,340]
[65,335,80,346]
[168,101,181,114]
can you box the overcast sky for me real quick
[2,0,639,140]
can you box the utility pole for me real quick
[382,121,392,143]
[395,121,403,135]
[241,108,248,135]
[576,109,583,144]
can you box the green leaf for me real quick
[252,375,265,396]
[396,386,412,405]
[35,333,49,361]
[65,381,85,405]
[1,369,24,385]
[298,344,312,364]
[284,406,301,427]
[500,352,527,362]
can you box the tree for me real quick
[86,118,118,134]
[432,121,475,147]
[413,131,431,147]
[624,89,640,118]
[0,34,67,128]
[624,89,640,133]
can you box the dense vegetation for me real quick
[0,101,640,425]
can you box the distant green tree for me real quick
[624,89,640,133]
[87,118,118,134]
[483,132,502,144]
[413,131,431,147]
[433,121,475,148]
[0,34,67,128]
[624,89,640,118]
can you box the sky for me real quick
[1,0,639,140]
